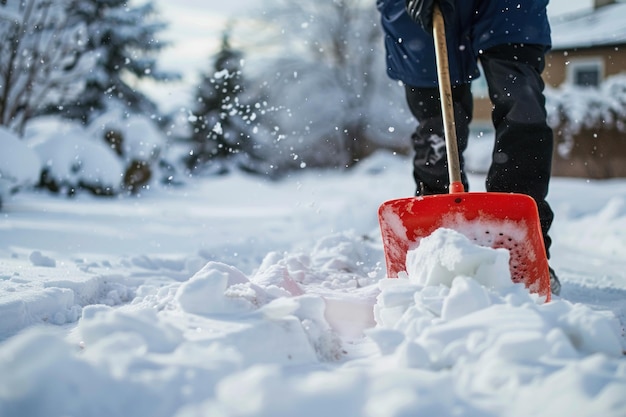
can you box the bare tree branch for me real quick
[0,0,93,134]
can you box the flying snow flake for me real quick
[214,69,230,79]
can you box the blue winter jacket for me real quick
[376,0,551,87]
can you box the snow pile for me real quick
[29,251,57,267]
[1,228,625,417]
[374,229,623,356]
[0,237,370,416]
[369,228,625,415]
[403,227,512,289]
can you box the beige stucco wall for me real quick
[552,127,626,178]
[543,45,626,88]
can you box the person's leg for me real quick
[404,83,473,195]
[479,44,555,256]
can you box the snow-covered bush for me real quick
[27,119,124,196]
[88,110,174,192]
[0,128,40,208]
[546,74,626,157]
[22,110,179,197]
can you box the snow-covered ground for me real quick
[1,152,625,417]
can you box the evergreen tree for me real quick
[186,30,259,174]
[50,0,179,123]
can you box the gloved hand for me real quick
[405,0,453,33]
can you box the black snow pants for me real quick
[405,43,555,256]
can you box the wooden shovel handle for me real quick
[433,5,464,193]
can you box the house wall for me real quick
[552,127,626,179]
[543,45,626,88]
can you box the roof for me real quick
[550,2,626,50]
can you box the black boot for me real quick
[549,267,561,296]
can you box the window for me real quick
[567,58,604,88]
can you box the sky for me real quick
[149,0,598,112]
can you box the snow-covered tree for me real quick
[239,0,411,172]
[186,30,262,175]
[0,0,94,134]
[47,0,179,123]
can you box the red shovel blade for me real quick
[378,192,551,300]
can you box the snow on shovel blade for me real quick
[378,192,551,300]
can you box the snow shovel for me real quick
[378,5,552,300]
